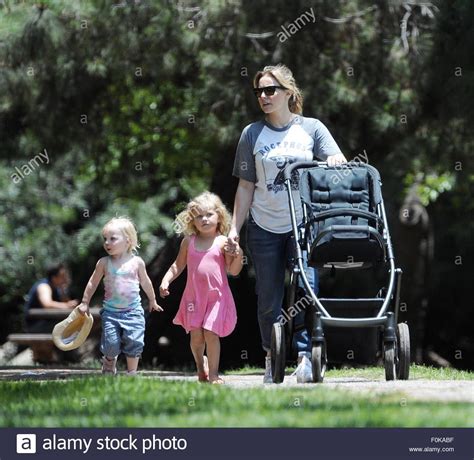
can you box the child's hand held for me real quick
[224,240,240,256]
[159,283,170,298]
[77,302,90,315]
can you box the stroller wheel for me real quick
[311,341,327,383]
[271,322,286,383]
[397,323,410,380]
[384,342,397,381]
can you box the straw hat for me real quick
[52,307,94,351]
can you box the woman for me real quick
[24,263,78,332]
[228,64,346,383]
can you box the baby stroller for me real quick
[271,161,410,383]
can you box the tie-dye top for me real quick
[103,256,141,312]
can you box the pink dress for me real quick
[173,235,237,337]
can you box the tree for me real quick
[1,0,472,369]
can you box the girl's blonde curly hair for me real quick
[173,192,231,237]
[102,216,140,254]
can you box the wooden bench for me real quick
[7,307,102,363]
[27,307,102,320]
[6,333,55,362]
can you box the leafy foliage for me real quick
[0,0,472,367]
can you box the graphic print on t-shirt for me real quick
[262,154,299,193]
[250,124,314,232]
[256,132,313,195]
[232,116,342,233]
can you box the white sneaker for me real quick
[263,356,273,384]
[294,353,313,383]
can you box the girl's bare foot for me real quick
[198,356,209,382]
[210,376,224,384]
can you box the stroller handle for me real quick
[274,161,327,185]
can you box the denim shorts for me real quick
[100,307,145,358]
[246,215,318,353]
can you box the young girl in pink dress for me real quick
[160,192,243,384]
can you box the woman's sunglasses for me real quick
[253,85,287,98]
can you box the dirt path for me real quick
[1,368,472,403]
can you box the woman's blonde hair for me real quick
[253,63,303,114]
[102,217,140,254]
[174,192,231,237]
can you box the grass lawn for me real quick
[227,364,474,380]
[0,366,472,428]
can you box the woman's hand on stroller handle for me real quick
[273,154,347,186]
[327,153,347,166]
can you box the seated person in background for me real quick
[24,263,79,333]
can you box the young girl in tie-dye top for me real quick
[78,217,162,375]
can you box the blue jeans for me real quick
[246,216,319,353]
[100,307,145,358]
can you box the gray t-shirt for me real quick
[232,115,342,233]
